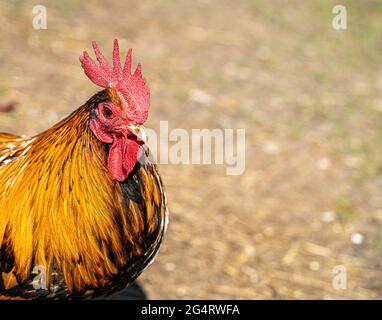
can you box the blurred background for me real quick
[0,0,382,299]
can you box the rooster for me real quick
[0,40,168,299]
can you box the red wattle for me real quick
[90,119,143,182]
[107,135,143,182]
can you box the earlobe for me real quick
[89,119,113,144]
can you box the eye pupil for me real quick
[103,106,113,119]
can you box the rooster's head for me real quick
[79,40,150,182]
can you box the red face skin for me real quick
[89,101,144,182]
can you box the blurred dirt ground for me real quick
[0,0,382,299]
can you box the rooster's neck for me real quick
[0,99,157,292]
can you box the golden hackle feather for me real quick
[0,93,166,295]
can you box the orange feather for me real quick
[0,90,167,298]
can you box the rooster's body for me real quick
[0,41,168,299]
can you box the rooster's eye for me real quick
[102,106,113,119]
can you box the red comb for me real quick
[79,39,150,124]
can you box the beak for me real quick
[127,124,147,143]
